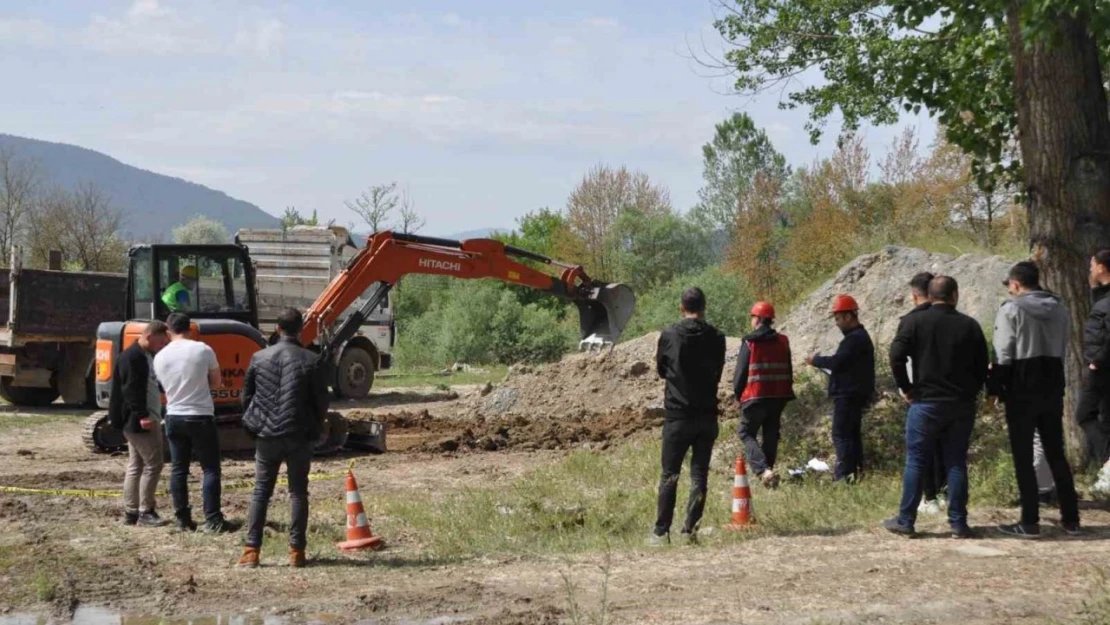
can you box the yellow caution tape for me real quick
[0,471,348,499]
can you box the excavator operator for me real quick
[162,265,198,313]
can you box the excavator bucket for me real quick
[576,282,636,349]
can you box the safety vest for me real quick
[740,334,794,403]
[161,282,189,312]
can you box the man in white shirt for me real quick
[153,312,229,532]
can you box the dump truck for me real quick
[234,225,394,398]
[0,249,126,407]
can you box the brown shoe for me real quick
[289,548,306,568]
[237,547,260,568]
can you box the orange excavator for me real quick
[84,231,635,454]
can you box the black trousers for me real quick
[1074,370,1110,467]
[921,442,947,501]
[1006,396,1079,526]
[832,396,866,481]
[245,435,313,550]
[654,418,718,536]
[738,399,787,475]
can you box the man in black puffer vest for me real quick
[237,308,329,568]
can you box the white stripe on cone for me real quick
[734,475,749,487]
[355,513,369,528]
[347,491,362,504]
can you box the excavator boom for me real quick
[300,231,635,355]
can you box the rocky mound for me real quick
[778,246,1014,363]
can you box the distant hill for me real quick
[447,228,508,240]
[0,134,280,239]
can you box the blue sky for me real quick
[0,0,934,237]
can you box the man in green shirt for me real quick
[162,265,198,312]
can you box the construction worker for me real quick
[733,301,795,489]
[991,261,1080,538]
[154,312,231,533]
[162,265,198,312]
[1078,250,1110,493]
[904,272,947,515]
[650,287,726,545]
[804,295,874,482]
[885,276,988,539]
[238,308,330,568]
[108,320,171,527]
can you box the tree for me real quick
[281,206,318,229]
[691,112,789,238]
[397,188,425,234]
[27,183,128,272]
[613,207,711,291]
[346,183,398,233]
[173,215,229,245]
[566,164,671,279]
[713,0,1110,459]
[0,147,40,266]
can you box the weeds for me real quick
[560,546,613,625]
[32,569,57,602]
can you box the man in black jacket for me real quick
[902,272,946,515]
[650,287,726,545]
[805,294,874,482]
[237,308,329,568]
[1077,250,1110,480]
[109,321,171,526]
[992,261,1080,538]
[885,276,988,538]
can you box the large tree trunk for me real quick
[1007,3,1110,464]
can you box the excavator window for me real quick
[154,250,254,317]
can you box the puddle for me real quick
[0,607,473,625]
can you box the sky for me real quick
[0,0,935,237]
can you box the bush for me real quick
[622,266,755,339]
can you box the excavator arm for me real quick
[300,231,635,359]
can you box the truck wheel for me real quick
[82,411,127,454]
[0,378,59,407]
[335,347,374,399]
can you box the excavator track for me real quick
[83,411,127,454]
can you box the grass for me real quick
[0,412,84,434]
[375,365,509,389]
[31,569,57,602]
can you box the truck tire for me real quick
[83,411,127,454]
[0,378,59,407]
[334,346,374,399]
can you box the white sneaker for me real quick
[918,499,942,515]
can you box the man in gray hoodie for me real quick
[992,261,1080,538]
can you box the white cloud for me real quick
[127,0,171,20]
[0,18,58,47]
[583,16,620,29]
[234,18,285,57]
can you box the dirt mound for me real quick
[779,246,1014,363]
[351,407,663,454]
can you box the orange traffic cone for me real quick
[725,455,756,530]
[336,470,385,552]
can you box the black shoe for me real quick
[1057,520,1082,536]
[680,530,698,546]
[123,511,139,526]
[882,517,916,537]
[1038,490,1058,506]
[997,523,1040,539]
[138,511,168,528]
[950,524,978,539]
[204,518,234,534]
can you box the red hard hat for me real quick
[831,294,860,314]
[750,301,775,320]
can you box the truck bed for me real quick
[0,267,127,346]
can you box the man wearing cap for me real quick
[162,265,198,313]
[805,295,875,482]
[733,301,795,488]
[991,261,1080,537]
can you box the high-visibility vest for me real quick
[161,282,189,312]
[740,334,793,402]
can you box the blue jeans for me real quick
[897,402,976,529]
[165,415,223,524]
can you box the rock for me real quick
[628,361,650,377]
[437,438,460,452]
[479,382,494,396]
[478,436,499,451]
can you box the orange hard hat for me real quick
[750,301,775,320]
[831,294,860,314]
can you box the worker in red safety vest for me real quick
[733,301,795,488]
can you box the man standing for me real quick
[238,309,329,568]
[109,321,171,527]
[1078,250,1110,489]
[991,262,1080,537]
[153,312,229,532]
[885,276,988,538]
[650,287,726,545]
[734,301,795,489]
[162,265,198,313]
[805,295,874,482]
[902,273,946,515]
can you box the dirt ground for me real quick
[3,386,1110,625]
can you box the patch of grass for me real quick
[0,412,84,434]
[375,365,509,389]
[31,569,57,602]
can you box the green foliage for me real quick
[495,207,566,258]
[611,206,712,292]
[172,214,229,245]
[622,266,754,339]
[281,206,318,229]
